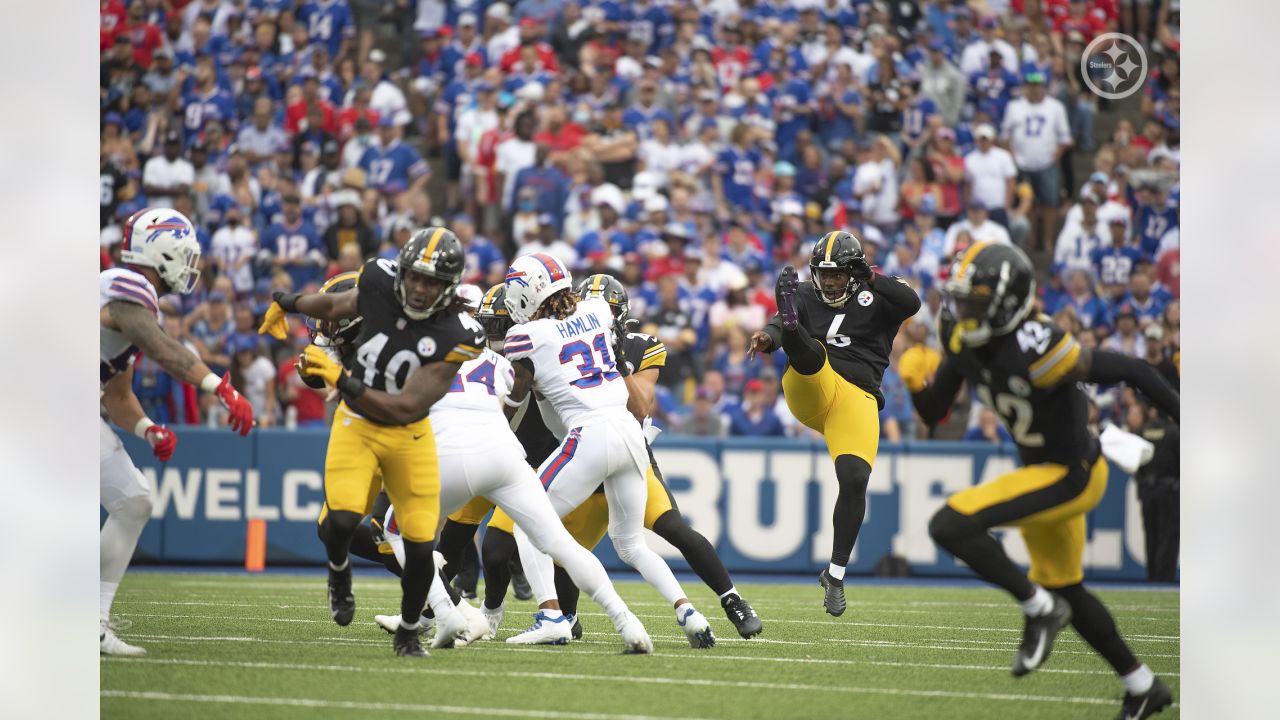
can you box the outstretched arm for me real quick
[907,356,966,427]
[259,288,360,339]
[869,273,923,321]
[105,301,212,387]
[1067,349,1180,423]
[343,359,461,425]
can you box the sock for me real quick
[718,587,739,600]
[346,523,385,566]
[319,509,361,568]
[652,510,735,596]
[329,559,349,572]
[553,565,581,618]
[929,506,1035,600]
[830,455,872,569]
[481,529,516,610]
[540,608,563,620]
[1122,664,1155,695]
[398,539,436,624]
[1019,586,1054,617]
[515,525,559,604]
[1055,583,1140,675]
[399,619,421,631]
[100,581,119,619]
[436,519,479,582]
[827,563,846,581]
[426,568,456,618]
[780,326,827,375]
[674,601,693,618]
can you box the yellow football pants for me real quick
[781,357,880,467]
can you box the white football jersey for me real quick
[430,347,520,454]
[504,297,629,429]
[100,268,161,388]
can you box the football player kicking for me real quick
[498,253,716,648]
[100,208,254,655]
[749,231,921,616]
[902,243,1177,718]
[259,227,483,657]
[540,274,762,640]
[368,284,652,652]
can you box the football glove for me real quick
[897,348,935,394]
[300,345,344,388]
[258,299,290,340]
[215,373,255,436]
[143,425,177,462]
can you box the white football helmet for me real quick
[503,253,573,323]
[120,208,201,295]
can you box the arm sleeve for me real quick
[761,314,783,353]
[1087,350,1180,423]
[910,356,966,427]
[873,274,923,321]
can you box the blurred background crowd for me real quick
[100,0,1180,442]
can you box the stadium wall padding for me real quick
[113,428,1156,581]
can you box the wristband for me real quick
[274,291,302,313]
[133,417,156,439]
[199,373,221,394]
[503,394,526,408]
[336,373,366,398]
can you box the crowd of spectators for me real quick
[101,0,1180,441]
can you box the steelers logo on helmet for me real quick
[809,230,873,307]
[857,290,874,307]
[394,227,466,320]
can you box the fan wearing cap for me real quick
[141,130,195,208]
[1001,70,1072,252]
[903,242,1177,716]
[749,231,922,617]
[258,227,484,657]
[261,192,326,290]
[1052,189,1106,278]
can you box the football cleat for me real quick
[775,265,800,331]
[570,615,583,641]
[619,612,653,654]
[819,569,846,617]
[1115,676,1173,720]
[721,593,763,638]
[480,601,505,640]
[100,619,146,657]
[455,599,490,645]
[510,564,534,601]
[327,563,355,626]
[393,624,429,657]
[676,606,716,649]
[505,611,572,645]
[1012,594,1072,677]
[431,608,472,649]
[374,613,433,637]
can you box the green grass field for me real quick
[101,572,1179,719]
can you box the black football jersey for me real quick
[513,398,560,468]
[764,274,921,408]
[618,331,667,376]
[348,258,485,425]
[940,313,1099,467]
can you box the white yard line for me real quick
[99,690,711,720]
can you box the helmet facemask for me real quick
[396,264,458,320]
[811,264,855,307]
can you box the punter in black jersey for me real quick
[903,242,1177,718]
[749,230,921,616]
[538,274,763,639]
[259,227,484,658]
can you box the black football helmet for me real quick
[809,230,873,307]
[395,227,466,319]
[307,271,362,346]
[575,273,630,333]
[941,241,1036,352]
[476,283,513,348]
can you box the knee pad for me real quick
[612,533,644,566]
[834,455,871,496]
[928,505,982,545]
[106,493,153,524]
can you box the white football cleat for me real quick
[618,612,653,655]
[454,599,489,645]
[480,601,505,640]
[431,608,471,649]
[676,605,716,649]
[374,613,434,637]
[100,619,146,657]
[505,611,572,645]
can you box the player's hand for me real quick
[258,295,290,340]
[144,425,177,462]
[851,258,873,285]
[300,345,344,388]
[215,373,255,436]
[897,350,931,394]
[747,331,773,360]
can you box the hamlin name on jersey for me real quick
[100,268,161,386]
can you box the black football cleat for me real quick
[327,563,356,627]
[393,624,430,657]
[721,593,763,638]
[1114,676,1173,720]
[510,565,534,601]
[570,615,583,641]
[819,570,846,617]
[1011,594,1072,677]
[775,265,800,331]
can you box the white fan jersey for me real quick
[430,347,520,454]
[100,268,161,388]
[503,297,628,429]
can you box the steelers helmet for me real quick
[307,271,362,346]
[941,242,1036,351]
[809,230,873,307]
[576,273,630,331]
[395,227,466,319]
[475,283,513,347]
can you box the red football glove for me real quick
[144,425,177,462]
[216,373,255,436]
